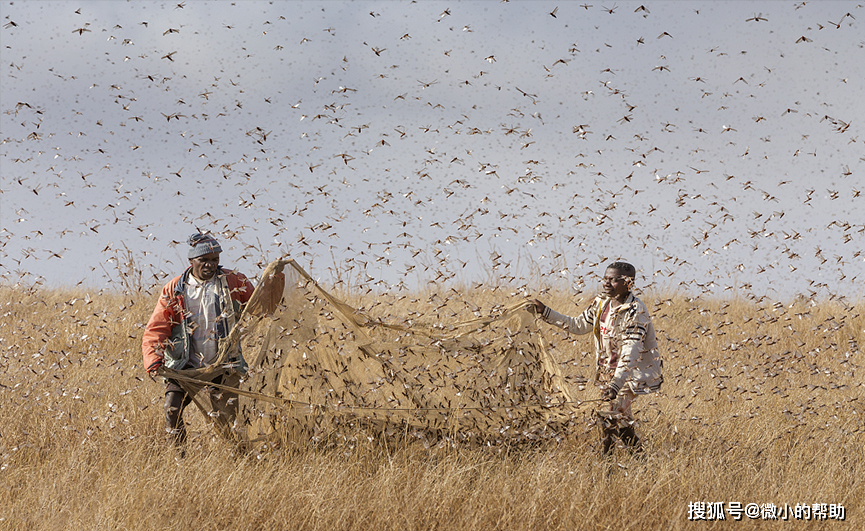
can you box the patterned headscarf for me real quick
[187,233,222,259]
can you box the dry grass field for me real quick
[1,282,861,530]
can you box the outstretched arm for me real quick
[532,298,598,336]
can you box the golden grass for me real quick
[1,284,861,530]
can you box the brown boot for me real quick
[601,426,619,456]
[619,425,643,455]
[596,408,621,456]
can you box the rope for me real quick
[160,368,606,413]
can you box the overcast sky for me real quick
[1,1,862,300]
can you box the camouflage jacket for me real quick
[541,293,663,396]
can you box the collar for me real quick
[600,292,636,312]
[175,266,224,294]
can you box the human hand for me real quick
[528,299,546,315]
[147,360,163,378]
[602,386,618,402]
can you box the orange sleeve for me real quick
[141,279,182,373]
[227,270,255,305]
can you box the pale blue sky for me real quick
[1,1,862,300]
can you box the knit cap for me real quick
[187,233,222,259]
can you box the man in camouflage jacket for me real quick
[532,261,662,455]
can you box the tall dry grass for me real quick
[0,282,861,530]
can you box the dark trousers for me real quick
[163,374,238,445]
[164,380,193,446]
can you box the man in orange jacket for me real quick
[142,233,254,447]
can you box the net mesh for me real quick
[163,259,582,447]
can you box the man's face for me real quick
[601,267,631,300]
[189,252,220,281]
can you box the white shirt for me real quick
[599,301,620,370]
[184,274,221,368]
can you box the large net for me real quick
[161,259,583,448]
